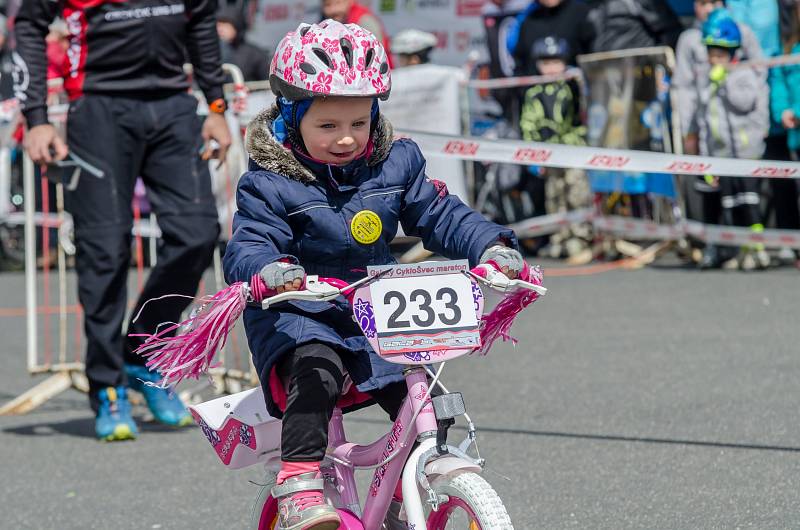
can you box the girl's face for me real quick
[299,96,373,165]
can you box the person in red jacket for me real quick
[321,0,393,66]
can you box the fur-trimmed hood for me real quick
[244,104,395,183]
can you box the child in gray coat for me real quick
[695,11,771,270]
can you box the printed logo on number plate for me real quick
[351,210,382,245]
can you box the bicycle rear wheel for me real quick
[426,472,513,530]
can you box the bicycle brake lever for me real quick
[506,278,547,296]
[465,269,547,296]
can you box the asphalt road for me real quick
[2,258,800,529]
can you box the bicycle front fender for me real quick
[424,454,483,482]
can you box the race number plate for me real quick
[366,265,480,355]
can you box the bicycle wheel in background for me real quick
[426,472,514,530]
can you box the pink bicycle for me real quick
[145,259,545,529]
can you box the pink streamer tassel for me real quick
[476,263,544,355]
[132,279,258,387]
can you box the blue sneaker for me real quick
[95,386,138,441]
[125,364,193,427]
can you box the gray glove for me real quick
[259,261,305,290]
[479,244,524,274]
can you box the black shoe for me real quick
[698,245,722,270]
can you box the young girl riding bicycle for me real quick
[222,20,525,530]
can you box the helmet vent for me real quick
[299,26,311,38]
[312,48,334,69]
[340,38,353,68]
[364,48,375,70]
[379,62,389,75]
[299,62,317,75]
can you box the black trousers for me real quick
[277,343,408,462]
[66,93,219,411]
[719,176,761,228]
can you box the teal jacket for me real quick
[769,43,800,151]
[726,0,781,57]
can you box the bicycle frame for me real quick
[328,366,438,530]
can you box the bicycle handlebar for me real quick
[135,263,546,387]
[260,264,547,310]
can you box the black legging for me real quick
[276,342,408,462]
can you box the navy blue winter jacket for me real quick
[223,105,517,417]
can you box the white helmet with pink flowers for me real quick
[269,19,392,101]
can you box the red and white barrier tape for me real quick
[580,213,800,250]
[400,130,800,179]
[500,207,800,249]
[508,208,594,238]
[592,215,686,242]
[684,220,800,250]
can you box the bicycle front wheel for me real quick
[250,481,278,530]
[426,472,513,530]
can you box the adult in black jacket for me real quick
[512,0,595,76]
[15,0,232,440]
[588,0,684,52]
[0,15,14,101]
[217,5,269,81]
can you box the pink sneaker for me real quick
[271,472,340,530]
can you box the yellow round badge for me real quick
[350,210,382,245]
